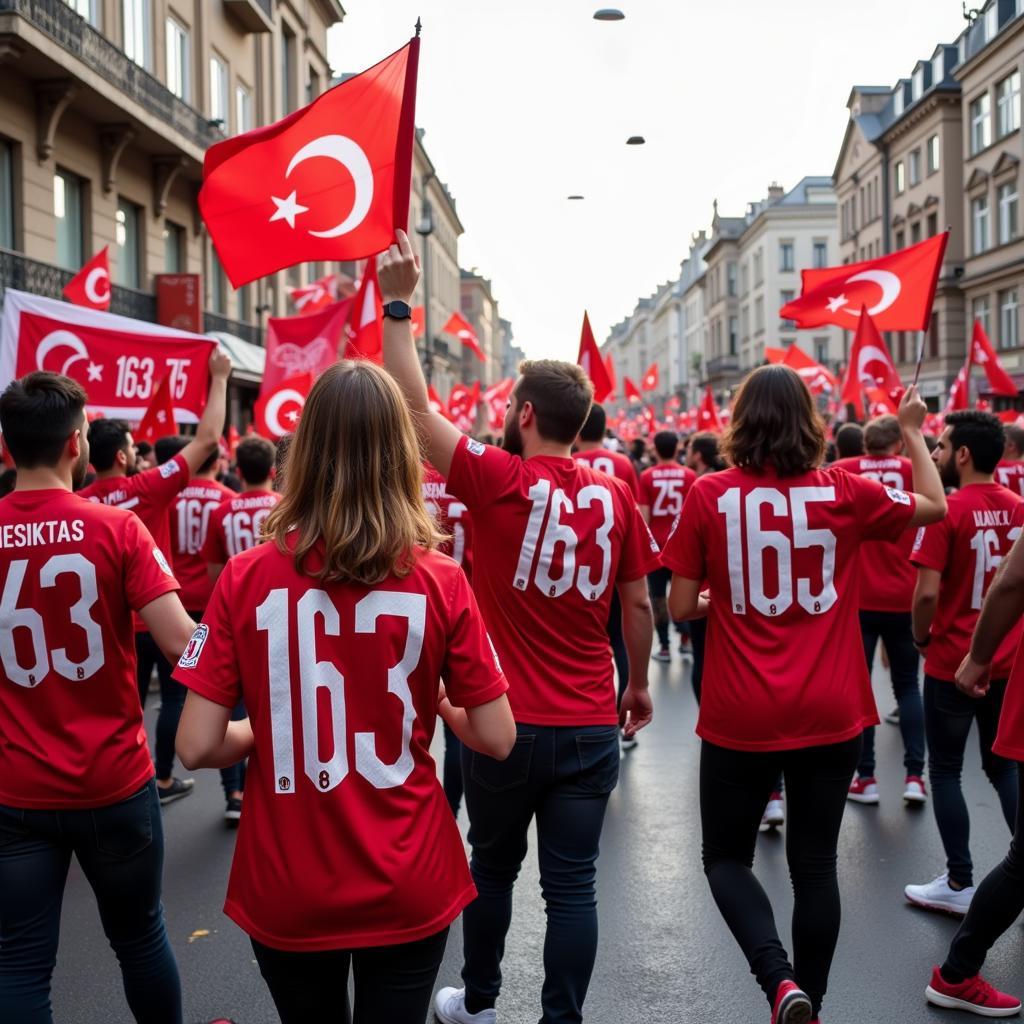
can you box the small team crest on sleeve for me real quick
[466,438,486,457]
[158,460,181,479]
[885,486,911,506]
[178,624,209,669]
[153,548,174,576]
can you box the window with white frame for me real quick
[973,195,991,253]
[972,93,992,153]
[779,241,794,272]
[813,240,828,268]
[166,17,190,102]
[997,71,1021,137]
[927,134,940,173]
[755,296,764,333]
[814,338,829,364]
[210,55,228,128]
[985,3,999,42]
[909,149,921,186]
[895,161,905,194]
[53,169,83,270]
[894,87,904,117]
[123,0,151,69]
[974,295,991,337]
[209,244,226,315]
[933,52,945,86]
[999,182,1019,243]
[162,221,184,273]
[115,198,142,289]
[913,67,925,100]
[235,84,253,133]
[1000,288,1020,350]
[64,0,100,25]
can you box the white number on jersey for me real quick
[0,555,104,686]
[225,508,273,557]
[589,456,616,478]
[717,486,838,617]
[255,588,423,795]
[652,478,685,517]
[970,526,1022,609]
[176,496,216,555]
[861,470,905,490]
[997,467,1024,497]
[425,499,468,568]
[513,480,614,601]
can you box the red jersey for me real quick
[573,447,640,500]
[996,459,1024,498]
[661,466,916,751]
[170,479,236,611]
[447,436,660,726]
[201,490,281,565]
[832,455,916,612]
[911,483,1024,681]
[422,464,473,575]
[173,541,507,951]
[0,489,179,809]
[995,637,1024,760]
[639,463,698,550]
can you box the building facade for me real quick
[459,268,503,388]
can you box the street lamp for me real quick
[415,186,435,385]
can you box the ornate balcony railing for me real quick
[0,0,223,151]
[204,312,263,348]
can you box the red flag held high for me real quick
[226,424,240,458]
[780,233,947,331]
[971,320,1019,397]
[63,247,111,311]
[577,312,613,403]
[135,375,176,444]
[344,261,383,363]
[483,377,515,432]
[410,305,426,338]
[288,273,339,315]
[603,353,617,399]
[200,39,420,287]
[841,308,902,419]
[427,385,450,420]
[698,387,723,433]
[624,376,642,404]
[263,298,352,396]
[448,381,480,432]
[641,362,659,392]
[254,373,313,439]
[781,343,837,394]
[443,311,485,362]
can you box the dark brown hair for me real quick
[514,360,594,444]
[863,415,902,455]
[722,365,826,476]
[0,372,87,468]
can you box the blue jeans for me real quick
[459,723,620,1024]
[0,780,181,1023]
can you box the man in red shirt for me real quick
[832,414,926,806]
[639,431,696,663]
[77,350,229,804]
[0,371,198,1021]
[906,410,1024,915]
[380,231,658,1024]
[995,424,1024,497]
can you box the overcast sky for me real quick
[328,1,969,363]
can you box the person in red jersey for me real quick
[173,361,515,1024]
[0,372,200,1024]
[378,231,658,1024]
[78,350,230,805]
[202,436,281,579]
[921,531,1024,1017]
[995,424,1024,497]
[664,366,946,1024]
[639,430,697,664]
[832,414,927,807]
[905,411,1024,917]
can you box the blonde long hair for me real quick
[264,361,445,584]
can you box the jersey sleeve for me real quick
[201,504,229,564]
[660,482,706,580]
[171,567,242,708]
[134,453,192,507]
[616,484,662,580]
[847,471,917,542]
[441,566,509,708]
[446,435,520,513]
[910,513,953,573]
[619,456,640,500]
[637,470,654,509]
[122,513,180,611]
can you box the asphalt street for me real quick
[51,657,1024,1024]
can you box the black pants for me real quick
[607,589,629,705]
[857,610,925,778]
[460,724,619,1024]
[944,761,1024,980]
[690,617,707,704]
[135,632,183,782]
[923,675,1017,888]
[647,567,687,649]
[442,721,464,817]
[251,927,449,1024]
[700,736,861,1019]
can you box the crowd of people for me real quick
[3,228,1024,1024]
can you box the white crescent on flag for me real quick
[84,267,110,305]
[264,387,306,436]
[843,270,901,318]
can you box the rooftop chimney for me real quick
[767,182,785,202]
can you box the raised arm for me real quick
[178,349,232,475]
[379,231,464,478]
[898,385,947,528]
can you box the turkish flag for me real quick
[448,381,480,432]
[971,320,1019,396]
[841,309,902,419]
[483,377,514,432]
[641,362,659,392]
[865,386,898,416]
[226,424,240,458]
[944,354,972,413]
[427,384,450,420]
[63,247,111,311]
[781,343,837,395]
[134,375,176,444]
[199,38,420,287]
[665,394,681,412]
[443,311,485,362]
[780,233,947,331]
[698,386,723,433]
[411,305,426,338]
[576,312,613,403]
[603,353,617,399]
[344,261,383,363]
[263,297,352,396]
[288,273,339,315]
[624,376,642,404]
[254,373,313,439]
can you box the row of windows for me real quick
[841,176,884,239]
[894,135,941,196]
[716,242,829,302]
[973,289,1021,351]
[970,71,1021,155]
[971,181,1019,254]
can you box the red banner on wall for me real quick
[156,274,202,334]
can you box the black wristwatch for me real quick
[382,300,412,320]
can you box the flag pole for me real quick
[911,331,926,388]
[415,17,422,36]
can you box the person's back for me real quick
[423,461,473,574]
[573,403,640,500]
[995,424,1024,496]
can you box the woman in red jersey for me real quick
[173,361,516,1024]
[664,365,946,1024]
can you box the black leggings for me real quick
[251,927,449,1024]
[700,736,861,1020]
[944,761,1024,981]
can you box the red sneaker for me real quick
[847,776,879,805]
[926,965,1021,1016]
[772,980,813,1024]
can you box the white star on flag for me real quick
[269,190,309,229]
[156,411,167,423]
[286,410,299,424]
[826,294,849,313]
[86,361,103,382]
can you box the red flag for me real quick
[288,273,339,316]
[641,362,659,392]
[448,381,481,432]
[944,353,972,414]
[135,375,176,444]
[841,309,902,419]
[640,404,656,433]
[971,320,1018,397]
[665,394,681,412]
[603,353,617,399]
[199,39,420,287]
[411,305,426,338]
[443,311,485,362]
[764,346,788,364]
[623,376,642,404]
[780,233,947,331]
[483,377,515,432]
[865,386,899,416]
[782,343,837,394]
[576,312,613,403]
[698,386,723,433]
[344,261,383,363]
[254,373,313,439]
[63,247,111,311]
[263,298,352,396]
[427,384,450,420]
[226,424,240,458]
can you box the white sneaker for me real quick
[652,647,671,663]
[905,873,975,915]
[884,706,900,725]
[847,777,880,804]
[759,794,785,832]
[619,730,638,752]
[435,987,497,1024]
[903,776,928,804]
